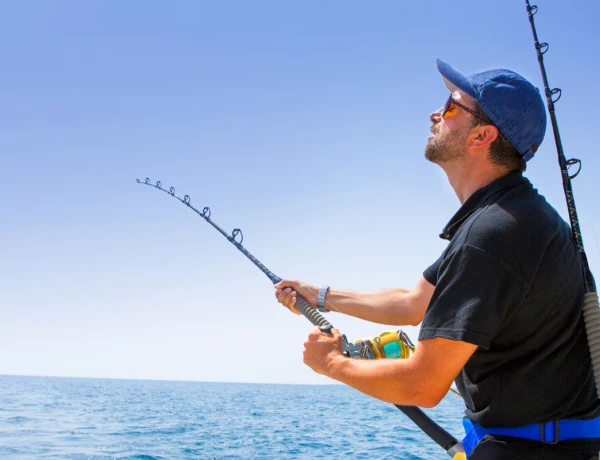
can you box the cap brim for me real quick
[436,59,477,98]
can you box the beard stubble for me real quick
[425,126,470,164]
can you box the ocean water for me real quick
[0,375,465,459]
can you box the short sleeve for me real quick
[423,255,443,286]
[418,244,529,349]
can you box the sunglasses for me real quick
[442,95,493,124]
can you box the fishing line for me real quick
[133,4,596,457]
[136,176,465,458]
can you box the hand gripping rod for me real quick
[525,1,600,398]
[136,177,464,458]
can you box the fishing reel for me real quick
[342,330,415,360]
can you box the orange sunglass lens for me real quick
[443,104,459,119]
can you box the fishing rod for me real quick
[525,0,600,396]
[135,177,331,333]
[136,177,466,459]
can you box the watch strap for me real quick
[317,286,330,312]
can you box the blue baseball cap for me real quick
[436,59,546,162]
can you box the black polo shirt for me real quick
[419,171,600,427]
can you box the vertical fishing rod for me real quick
[525,1,600,397]
[136,177,465,459]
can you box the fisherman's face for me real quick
[425,90,475,164]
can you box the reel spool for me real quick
[343,330,415,360]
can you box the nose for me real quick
[430,108,443,124]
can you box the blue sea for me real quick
[0,375,465,459]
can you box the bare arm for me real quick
[275,276,434,326]
[304,327,477,407]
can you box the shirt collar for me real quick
[439,171,529,240]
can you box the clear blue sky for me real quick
[2,0,599,384]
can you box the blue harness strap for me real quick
[462,416,600,457]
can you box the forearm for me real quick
[304,332,473,409]
[276,277,432,326]
[324,288,424,326]
[326,354,434,407]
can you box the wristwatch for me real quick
[317,286,330,312]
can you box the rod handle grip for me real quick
[294,293,334,332]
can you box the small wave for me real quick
[6,416,34,423]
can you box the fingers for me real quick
[274,279,321,316]
[275,287,301,315]
[274,279,298,290]
[307,327,341,341]
[303,327,344,375]
[275,287,297,307]
[274,279,319,306]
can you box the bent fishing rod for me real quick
[136,177,465,459]
[526,0,600,396]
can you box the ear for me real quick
[468,124,498,151]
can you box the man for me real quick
[274,60,600,459]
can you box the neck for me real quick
[439,157,511,204]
